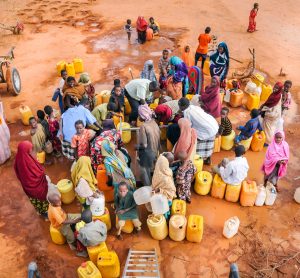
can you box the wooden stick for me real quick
[229,56,243,64]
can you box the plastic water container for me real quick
[149,103,158,110]
[101,90,111,104]
[261,84,273,102]
[194,171,213,195]
[223,216,240,239]
[203,58,210,76]
[225,183,242,203]
[240,180,258,207]
[146,28,154,41]
[56,60,66,76]
[133,186,152,205]
[221,130,235,151]
[220,91,224,104]
[97,251,120,278]
[93,207,111,231]
[90,195,105,216]
[112,113,124,127]
[169,215,187,242]
[185,94,194,101]
[66,62,75,77]
[229,90,244,108]
[73,58,84,73]
[36,151,46,164]
[96,164,109,191]
[50,225,66,245]
[87,242,108,264]
[137,118,143,127]
[254,86,262,96]
[251,131,266,152]
[78,261,102,278]
[94,94,103,106]
[117,122,131,144]
[171,199,186,216]
[211,174,227,199]
[186,215,204,243]
[103,188,114,203]
[124,97,131,115]
[150,194,169,215]
[294,187,300,204]
[147,214,168,240]
[116,216,134,233]
[166,139,173,152]
[226,79,234,90]
[265,183,277,206]
[75,221,85,231]
[57,179,75,204]
[255,185,267,206]
[251,73,265,87]
[245,81,257,94]
[213,136,221,153]
[239,136,253,151]
[246,93,260,111]
[19,105,33,125]
[193,155,203,175]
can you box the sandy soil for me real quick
[0,0,300,277]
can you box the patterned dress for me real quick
[90,130,123,173]
[176,160,196,202]
[48,117,61,152]
[71,129,92,157]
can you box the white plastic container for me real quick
[265,183,277,206]
[134,186,152,205]
[255,184,267,206]
[90,195,105,216]
[245,81,257,94]
[224,90,231,103]
[294,187,300,204]
[145,202,153,212]
[254,86,262,96]
[150,194,169,215]
[223,216,240,239]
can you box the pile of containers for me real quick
[56,58,84,77]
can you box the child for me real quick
[282,80,292,114]
[78,73,95,111]
[195,27,212,69]
[114,182,142,240]
[212,145,249,185]
[124,19,133,41]
[158,49,170,89]
[181,45,194,68]
[47,192,82,254]
[235,109,263,143]
[37,110,50,140]
[110,79,125,111]
[149,17,160,35]
[218,107,233,136]
[29,116,47,153]
[44,105,62,157]
[224,79,240,102]
[71,120,95,159]
[52,69,68,114]
[175,151,196,203]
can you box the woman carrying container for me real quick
[14,141,49,218]
[262,131,289,192]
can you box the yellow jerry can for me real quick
[186,215,204,243]
[171,199,186,216]
[73,58,84,73]
[19,105,33,125]
[57,179,75,205]
[66,62,76,77]
[97,251,120,278]
[221,130,235,151]
[211,174,227,199]
[194,171,212,195]
[50,225,66,245]
[93,207,111,231]
[87,242,108,264]
[147,214,168,240]
[77,261,102,278]
[225,183,242,203]
[56,60,66,77]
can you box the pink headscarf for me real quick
[138,104,153,122]
[262,130,289,178]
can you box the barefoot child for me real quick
[29,116,47,153]
[175,151,196,203]
[124,19,133,41]
[71,120,95,159]
[282,80,292,114]
[114,182,141,240]
[158,49,170,89]
[218,107,233,136]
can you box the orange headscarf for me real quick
[181,46,194,67]
[173,118,197,160]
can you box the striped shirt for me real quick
[219,117,232,136]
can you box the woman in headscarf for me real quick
[178,97,219,165]
[200,76,221,118]
[209,42,229,87]
[166,56,189,99]
[63,76,85,109]
[71,156,98,205]
[247,3,259,33]
[101,140,136,192]
[262,131,289,191]
[181,45,194,68]
[136,16,148,44]
[14,141,49,217]
[188,66,204,95]
[154,100,180,124]
[173,118,197,161]
[140,60,157,82]
[78,73,95,110]
[259,82,283,144]
[137,104,160,186]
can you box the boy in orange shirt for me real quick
[195,26,212,69]
[48,193,81,252]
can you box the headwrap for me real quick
[102,119,115,131]
[201,76,221,117]
[262,82,284,108]
[155,104,173,124]
[136,16,148,31]
[140,60,157,82]
[138,104,153,122]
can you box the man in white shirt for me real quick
[212,145,249,185]
[124,79,159,125]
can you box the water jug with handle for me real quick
[186,215,204,243]
[171,199,186,216]
[97,251,120,278]
[221,130,235,151]
[251,131,266,152]
[240,180,258,207]
[117,122,131,144]
[194,171,212,195]
[229,89,244,108]
[147,214,168,240]
[294,187,300,204]
[19,105,33,125]
[211,174,227,199]
[73,58,84,73]
[150,194,169,215]
[223,216,240,239]
[255,184,267,206]
[90,195,105,216]
[245,81,257,94]
[169,215,187,242]
[77,261,102,278]
[265,182,277,206]
[133,186,152,205]
[193,155,203,176]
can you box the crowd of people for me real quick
[11,5,292,257]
